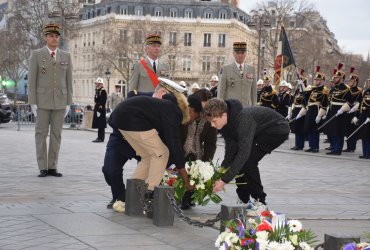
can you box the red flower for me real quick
[240,238,255,246]
[257,220,272,232]
[166,177,176,186]
[261,210,272,217]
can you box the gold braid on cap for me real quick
[173,92,190,125]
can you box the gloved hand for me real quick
[336,109,344,116]
[365,117,370,124]
[97,111,101,117]
[286,114,292,120]
[296,114,301,119]
[31,104,37,117]
[64,105,70,119]
[322,115,327,120]
[348,107,355,114]
[351,117,358,125]
[315,116,321,124]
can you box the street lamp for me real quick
[105,68,111,94]
[24,74,28,103]
[248,13,271,79]
[48,0,79,51]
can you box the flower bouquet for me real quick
[215,210,317,250]
[173,160,228,206]
[342,242,370,250]
[160,169,178,187]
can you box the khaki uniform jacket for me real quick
[129,57,169,92]
[217,62,257,106]
[107,92,124,110]
[28,46,73,109]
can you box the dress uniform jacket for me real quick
[218,63,257,106]
[28,46,73,109]
[129,57,169,92]
[258,85,279,109]
[92,87,107,129]
[107,92,124,111]
[358,88,370,139]
[276,90,292,118]
[346,86,362,137]
[290,89,306,134]
[303,85,329,133]
[324,82,353,136]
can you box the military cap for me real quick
[256,79,263,85]
[211,75,219,82]
[145,34,162,45]
[44,24,60,36]
[349,67,359,83]
[299,69,308,83]
[279,80,289,87]
[314,66,326,80]
[95,77,104,84]
[334,63,345,79]
[158,77,187,93]
[330,68,337,82]
[263,69,270,82]
[233,42,247,52]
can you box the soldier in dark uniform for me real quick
[289,69,308,150]
[323,63,353,155]
[323,69,337,149]
[258,70,279,109]
[303,66,329,153]
[275,80,292,118]
[256,79,263,102]
[355,78,370,159]
[343,67,362,152]
[92,77,107,142]
[210,75,218,98]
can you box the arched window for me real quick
[184,8,193,18]
[219,9,227,19]
[154,7,163,17]
[204,9,213,19]
[120,6,128,15]
[169,7,178,18]
[134,6,143,16]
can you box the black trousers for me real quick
[102,145,129,201]
[98,128,105,141]
[235,132,289,204]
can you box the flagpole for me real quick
[280,25,284,83]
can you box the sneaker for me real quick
[112,200,125,213]
[246,201,267,216]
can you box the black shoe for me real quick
[92,138,104,143]
[145,190,154,200]
[325,147,332,150]
[304,148,313,152]
[290,146,303,150]
[342,149,355,152]
[311,148,319,153]
[107,199,115,209]
[326,151,341,155]
[48,169,63,177]
[38,170,48,177]
[359,155,370,159]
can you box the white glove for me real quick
[315,116,321,124]
[322,115,327,120]
[349,103,359,113]
[64,105,70,118]
[97,111,101,117]
[365,117,370,124]
[286,114,292,120]
[296,114,301,119]
[351,117,358,125]
[336,109,344,116]
[31,104,37,117]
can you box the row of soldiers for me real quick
[256,64,370,159]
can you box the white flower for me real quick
[288,220,302,232]
[215,232,227,247]
[280,241,295,250]
[299,242,312,250]
[189,180,195,186]
[223,232,239,248]
[185,162,192,173]
[196,183,205,190]
[256,239,269,250]
[256,231,269,241]
[267,241,280,250]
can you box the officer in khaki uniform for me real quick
[129,34,169,93]
[218,42,257,107]
[28,24,73,177]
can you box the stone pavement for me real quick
[0,122,369,249]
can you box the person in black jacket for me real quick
[204,98,290,206]
[92,77,107,142]
[111,79,192,195]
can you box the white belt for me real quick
[331,102,345,106]
[308,102,320,106]
[294,104,303,108]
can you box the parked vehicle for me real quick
[64,104,84,124]
[0,93,13,124]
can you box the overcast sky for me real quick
[239,0,370,59]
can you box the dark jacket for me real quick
[220,99,290,183]
[92,87,107,128]
[180,117,218,162]
[111,96,185,168]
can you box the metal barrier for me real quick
[15,104,83,131]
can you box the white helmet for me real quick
[179,81,187,88]
[287,83,293,89]
[95,77,104,84]
[279,80,289,87]
[256,79,263,86]
[211,75,219,82]
[191,83,200,89]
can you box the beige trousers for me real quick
[119,129,169,190]
[35,109,65,170]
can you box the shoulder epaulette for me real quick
[272,89,277,95]
[323,87,329,95]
